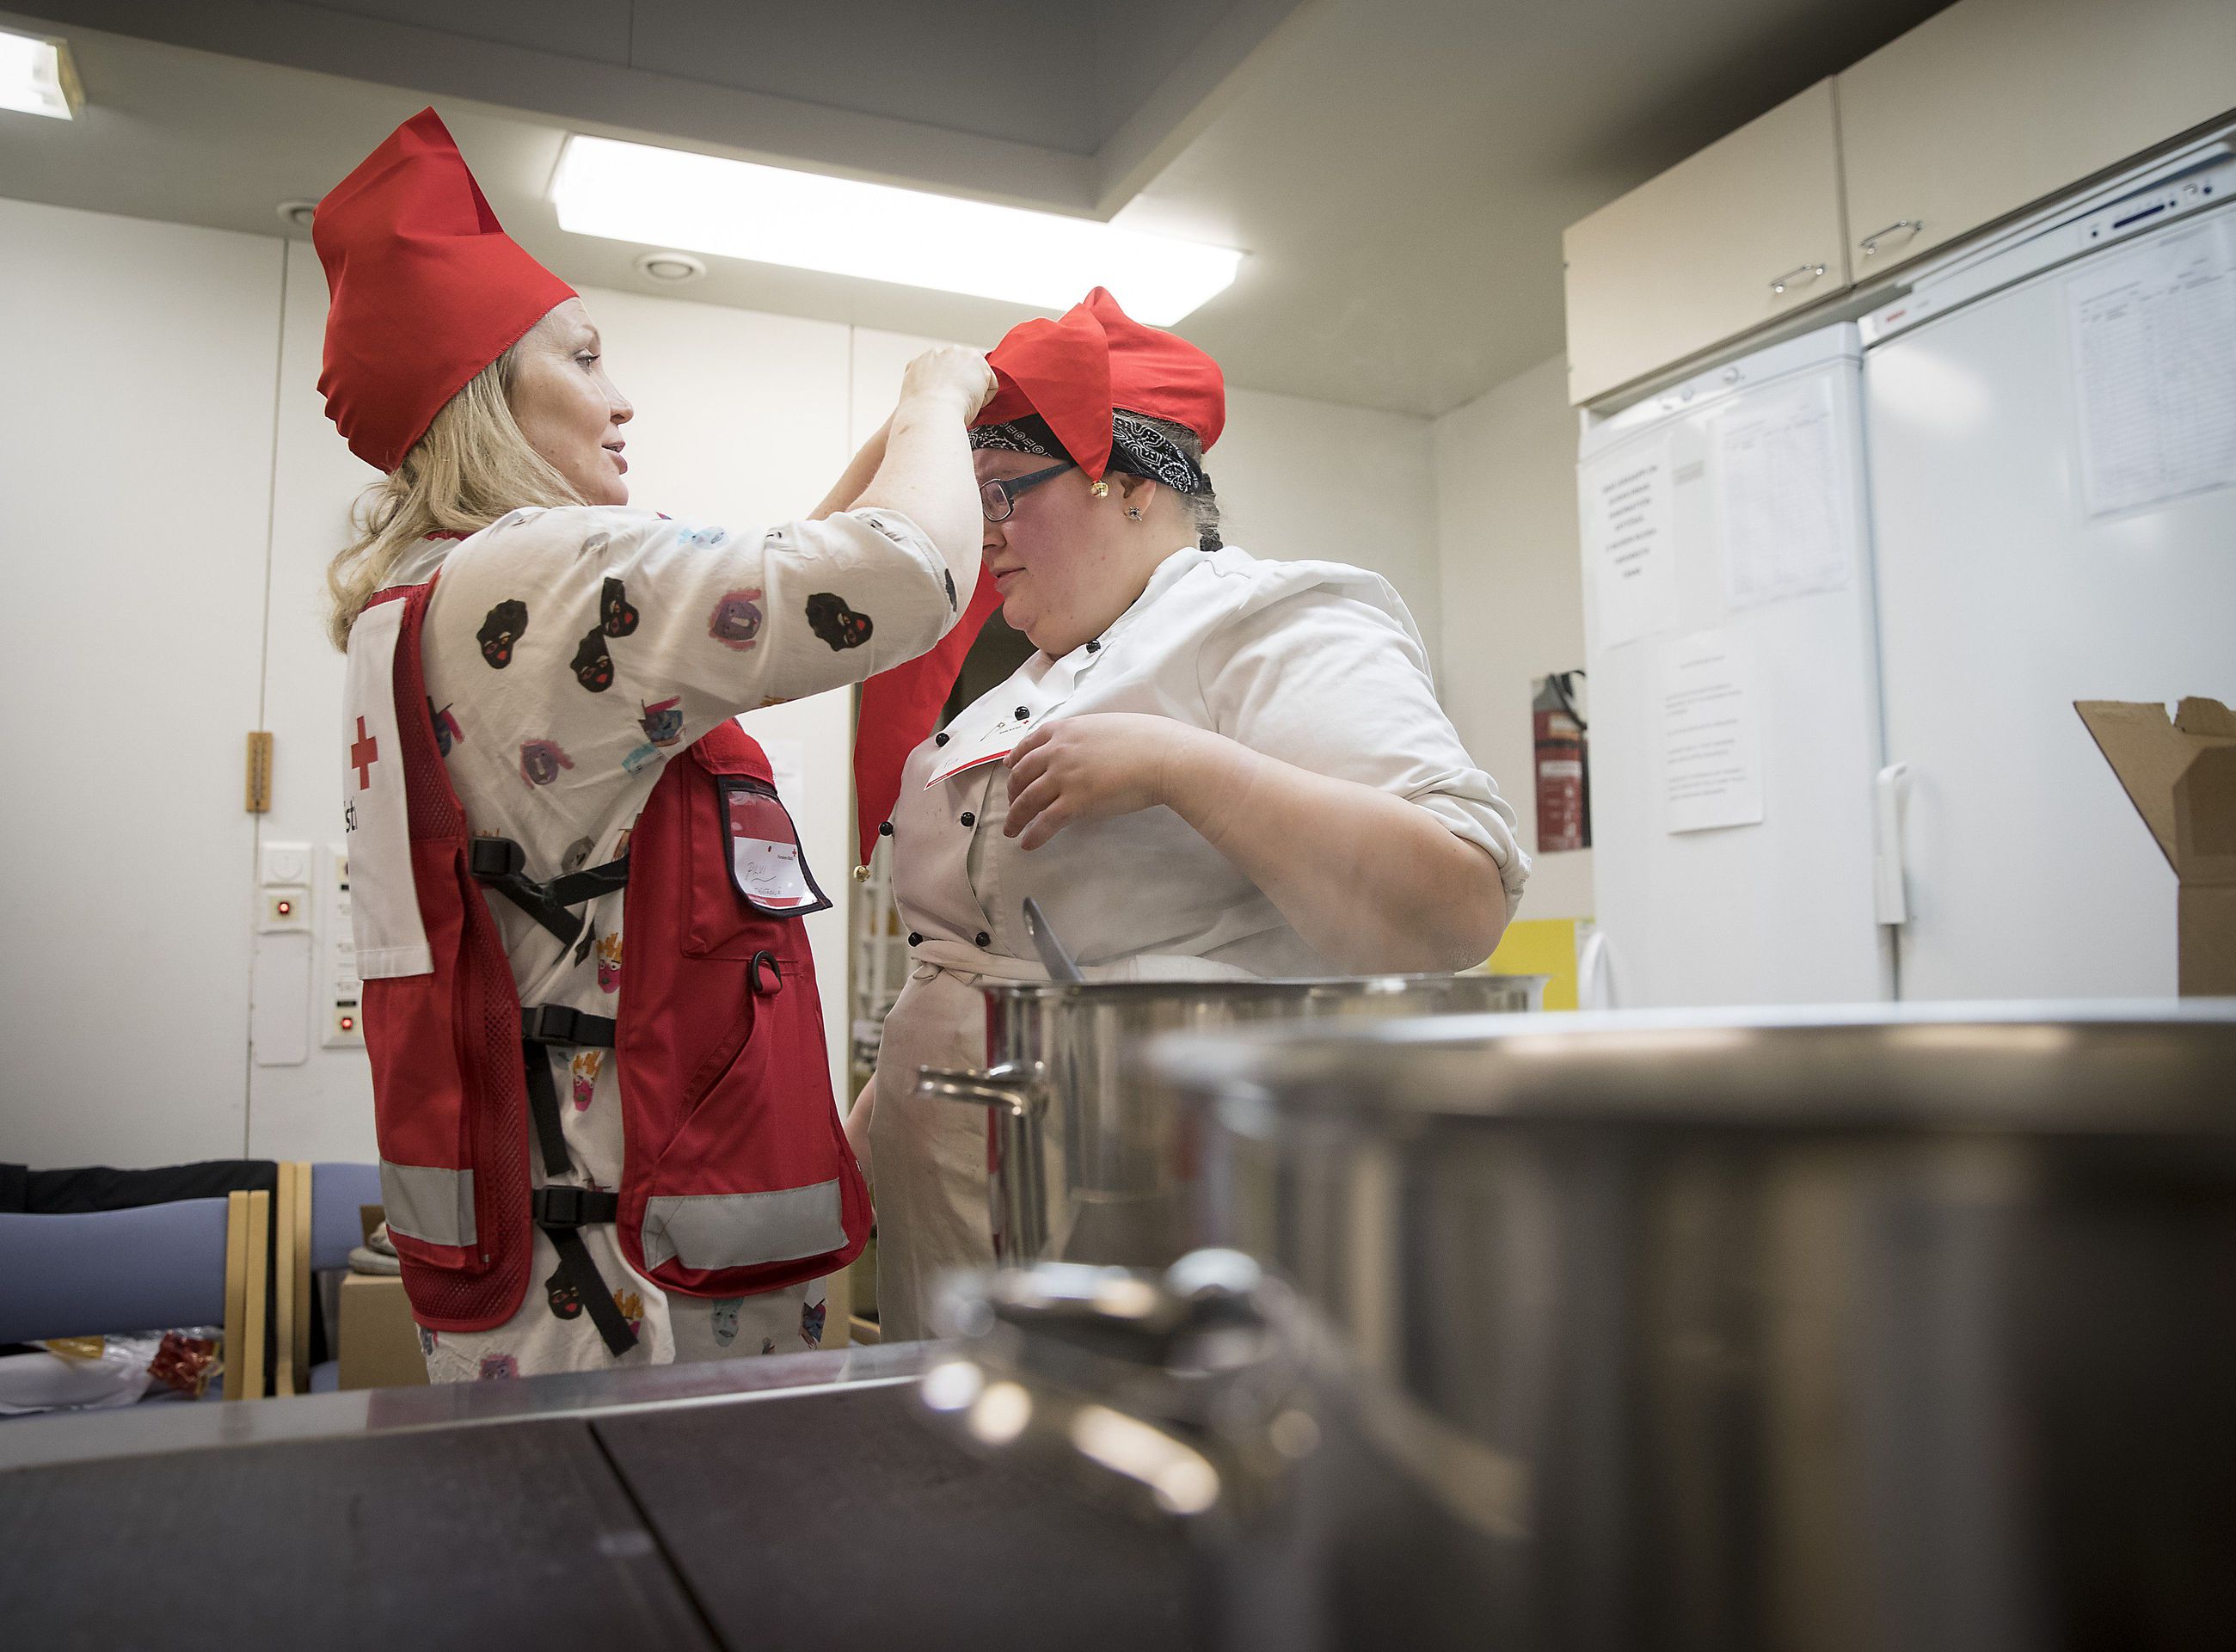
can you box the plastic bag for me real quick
[0,1326,223,1414]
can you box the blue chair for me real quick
[0,1193,267,1403]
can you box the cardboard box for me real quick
[2076,697,2236,997]
[337,1272,429,1390]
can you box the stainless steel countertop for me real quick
[0,1337,944,1472]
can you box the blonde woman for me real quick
[318,109,991,1379]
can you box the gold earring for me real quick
[1089,480,1109,498]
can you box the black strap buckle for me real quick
[469,837,527,879]
[522,1004,616,1047]
[531,1185,618,1229]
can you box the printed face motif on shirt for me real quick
[806,593,874,651]
[428,698,462,757]
[519,739,574,788]
[477,600,528,667]
[560,835,596,874]
[614,1290,644,1338]
[708,588,764,650]
[570,1049,602,1110]
[710,1297,744,1348]
[476,1353,519,1380]
[599,576,639,637]
[801,1297,826,1348]
[639,696,685,747]
[571,625,615,692]
[544,1262,583,1321]
[418,1326,438,1357]
[595,931,623,993]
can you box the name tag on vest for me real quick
[722,779,832,917]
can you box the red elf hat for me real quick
[851,288,1225,865]
[315,108,575,472]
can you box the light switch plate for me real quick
[261,840,311,886]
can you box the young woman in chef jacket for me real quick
[849,288,1530,1340]
[316,109,992,1379]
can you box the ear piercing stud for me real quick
[1126,507,1143,520]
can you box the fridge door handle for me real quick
[1576,924,1614,1010]
[1873,763,1911,925]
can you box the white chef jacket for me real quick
[868,542,1527,1338]
[377,501,957,1380]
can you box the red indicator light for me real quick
[340,1016,355,1031]
[276,900,293,916]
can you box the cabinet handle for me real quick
[1769,262,1827,295]
[1859,219,1924,257]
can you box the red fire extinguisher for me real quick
[1532,672,1589,853]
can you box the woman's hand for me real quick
[1004,715,1214,851]
[900,346,997,419]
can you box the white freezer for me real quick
[1862,140,2236,999]
[1577,327,1892,1008]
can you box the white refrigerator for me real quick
[1577,131,2236,1007]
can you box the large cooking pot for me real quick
[928,1002,2236,1650]
[912,973,1541,1270]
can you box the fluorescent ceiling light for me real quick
[0,28,80,121]
[551,135,1242,325]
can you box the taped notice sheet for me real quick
[1582,438,1676,648]
[2070,216,2236,518]
[1714,375,1850,607]
[1659,629,1764,834]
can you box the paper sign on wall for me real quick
[2070,217,2236,518]
[1659,629,1764,834]
[1582,438,1676,648]
[1714,375,1850,607]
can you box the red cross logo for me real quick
[351,716,380,790]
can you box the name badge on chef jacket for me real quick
[924,709,1039,789]
[721,778,832,917]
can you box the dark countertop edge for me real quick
[0,1339,946,1474]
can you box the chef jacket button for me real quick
[975,931,991,948]
[935,732,949,746]
[908,931,924,946]
[1015,706,1030,721]
[879,821,894,837]
[960,811,976,827]
[1086,640,1101,653]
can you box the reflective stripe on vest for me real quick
[639,1181,845,1274]
[379,1159,477,1250]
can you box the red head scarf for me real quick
[315,108,575,472]
[851,288,1226,864]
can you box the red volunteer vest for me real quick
[350,578,869,1347]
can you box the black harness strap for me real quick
[519,1005,636,1359]
[470,838,630,948]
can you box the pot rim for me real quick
[1149,999,2236,1136]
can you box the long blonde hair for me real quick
[324,342,584,649]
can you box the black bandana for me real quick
[971,412,1213,498]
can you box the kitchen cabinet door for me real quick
[1838,0,2236,277]
[1563,80,1848,406]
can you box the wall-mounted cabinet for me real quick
[1837,0,2236,281]
[1563,81,1849,407]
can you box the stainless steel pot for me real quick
[1146,1001,2236,1649]
[926,1002,2236,1650]
[913,973,1542,1271]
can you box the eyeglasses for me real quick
[979,461,1075,523]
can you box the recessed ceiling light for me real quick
[277,200,320,233]
[551,134,1243,325]
[0,27,81,121]
[633,250,706,284]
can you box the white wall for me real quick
[1433,353,1595,919]
[0,198,284,1169]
